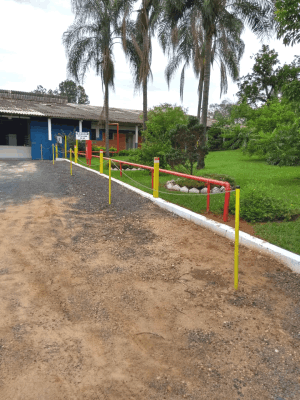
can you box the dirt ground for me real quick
[0,167,300,399]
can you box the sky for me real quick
[1,0,300,116]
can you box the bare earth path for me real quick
[0,161,299,400]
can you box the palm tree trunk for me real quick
[197,32,213,170]
[104,82,109,158]
[143,77,147,133]
[197,66,204,121]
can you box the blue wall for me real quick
[30,119,91,160]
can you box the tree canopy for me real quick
[32,80,90,104]
[276,0,300,45]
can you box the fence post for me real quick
[206,183,210,212]
[65,136,67,158]
[100,150,103,174]
[52,144,54,165]
[55,144,58,159]
[153,157,159,198]
[224,188,231,222]
[74,145,78,164]
[109,159,111,204]
[234,186,240,290]
[70,149,72,176]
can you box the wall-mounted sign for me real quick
[56,136,63,144]
[76,132,90,140]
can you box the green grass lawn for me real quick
[76,150,300,254]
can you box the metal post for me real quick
[109,159,111,204]
[224,189,231,222]
[70,149,72,176]
[153,157,159,198]
[100,150,103,174]
[65,136,67,158]
[117,124,119,153]
[52,144,54,165]
[206,183,210,212]
[55,144,58,159]
[234,186,240,290]
[40,144,43,160]
[74,145,78,164]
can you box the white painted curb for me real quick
[61,159,300,273]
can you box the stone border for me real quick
[61,159,300,273]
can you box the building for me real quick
[0,89,216,160]
[0,89,143,160]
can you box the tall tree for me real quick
[58,80,79,103]
[162,0,275,169]
[275,0,300,46]
[77,85,90,104]
[32,80,89,103]
[63,0,132,156]
[122,0,160,131]
[236,45,280,106]
[161,7,244,121]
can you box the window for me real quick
[91,129,96,140]
[98,130,103,141]
[109,131,114,140]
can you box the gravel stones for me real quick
[200,188,207,194]
[189,188,200,194]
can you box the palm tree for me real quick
[122,0,161,132]
[63,0,133,157]
[162,0,275,168]
[162,8,244,121]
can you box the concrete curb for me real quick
[61,159,300,273]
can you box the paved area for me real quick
[0,160,299,400]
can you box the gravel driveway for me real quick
[0,160,299,400]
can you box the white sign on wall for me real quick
[76,131,90,140]
[56,136,63,144]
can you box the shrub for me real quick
[118,149,130,156]
[137,142,171,169]
[229,188,292,222]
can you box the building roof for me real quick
[0,89,216,126]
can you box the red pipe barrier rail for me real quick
[77,152,231,222]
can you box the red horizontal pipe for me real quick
[84,154,231,221]
[102,157,154,171]
[158,168,230,190]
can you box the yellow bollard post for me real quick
[234,186,240,290]
[100,150,103,174]
[70,149,73,176]
[109,159,111,204]
[56,144,58,159]
[74,145,78,164]
[76,139,78,155]
[52,144,54,165]
[153,157,159,198]
[65,136,67,158]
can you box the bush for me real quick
[229,188,292,222]
[265,122,300,166]
[118,148,140,157]
[137,142,171,169]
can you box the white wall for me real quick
[0,146,32,158]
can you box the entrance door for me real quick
[126,134,133,150]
